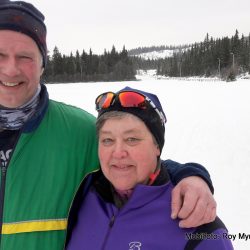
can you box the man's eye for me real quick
[19,55,32,60]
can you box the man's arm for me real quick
[165,159,214,193]
[163,159,216,228]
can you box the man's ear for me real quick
[40,67,44,76]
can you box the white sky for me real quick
[30,0,250,55]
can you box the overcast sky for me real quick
[31,0,250,55]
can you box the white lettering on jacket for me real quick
[129,241,142,250]
[0,149,12,167]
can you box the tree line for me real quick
[156,30,250,81]
[43,46,136,83]
[128,44,190,56]
[43,30,250,83]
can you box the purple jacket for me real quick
[66,174,233,250]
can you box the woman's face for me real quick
[98,114,160,191]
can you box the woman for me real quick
[66,87,233,249]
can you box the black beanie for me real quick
[97,86,167,153]
[0,0,47,67]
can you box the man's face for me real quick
[0,30,44,108]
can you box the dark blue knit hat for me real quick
[97,86,167,152]
[0,0,47,67]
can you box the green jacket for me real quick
[0,90,99,250]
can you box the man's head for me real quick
[0,0,47,67]
[0,1,47,108]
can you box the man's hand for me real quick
[171,176,216,228]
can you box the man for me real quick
[0,1,216,249]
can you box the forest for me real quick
[43,30,250,83]
[139,30,250,81]
[43,46,135,83]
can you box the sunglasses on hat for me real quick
[95,91,166,125]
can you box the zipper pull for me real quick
[1,166,7,176]
[109,215,115,227]
[1,166,7,175]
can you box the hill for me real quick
[128,45,190,60]
[128,31,250,80]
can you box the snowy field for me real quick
[46,73,250,250]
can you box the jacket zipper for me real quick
[0,164,7,247]
[101,213,116,250]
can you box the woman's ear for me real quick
[156,144,161,157]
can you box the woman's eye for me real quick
[127,137,137,141]
[101,138,113,145]
[126,137,141,144]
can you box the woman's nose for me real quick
[112,142,128,159]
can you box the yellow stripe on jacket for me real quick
[2,219,67,234]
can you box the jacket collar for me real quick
[93,164,170,207]
[22,83,49,133]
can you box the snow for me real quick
[136,49,174,60]
[132,47,190,60]
[46,72,250,250]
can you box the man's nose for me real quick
[1,58,20,77]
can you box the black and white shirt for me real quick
[0,130,19,168]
